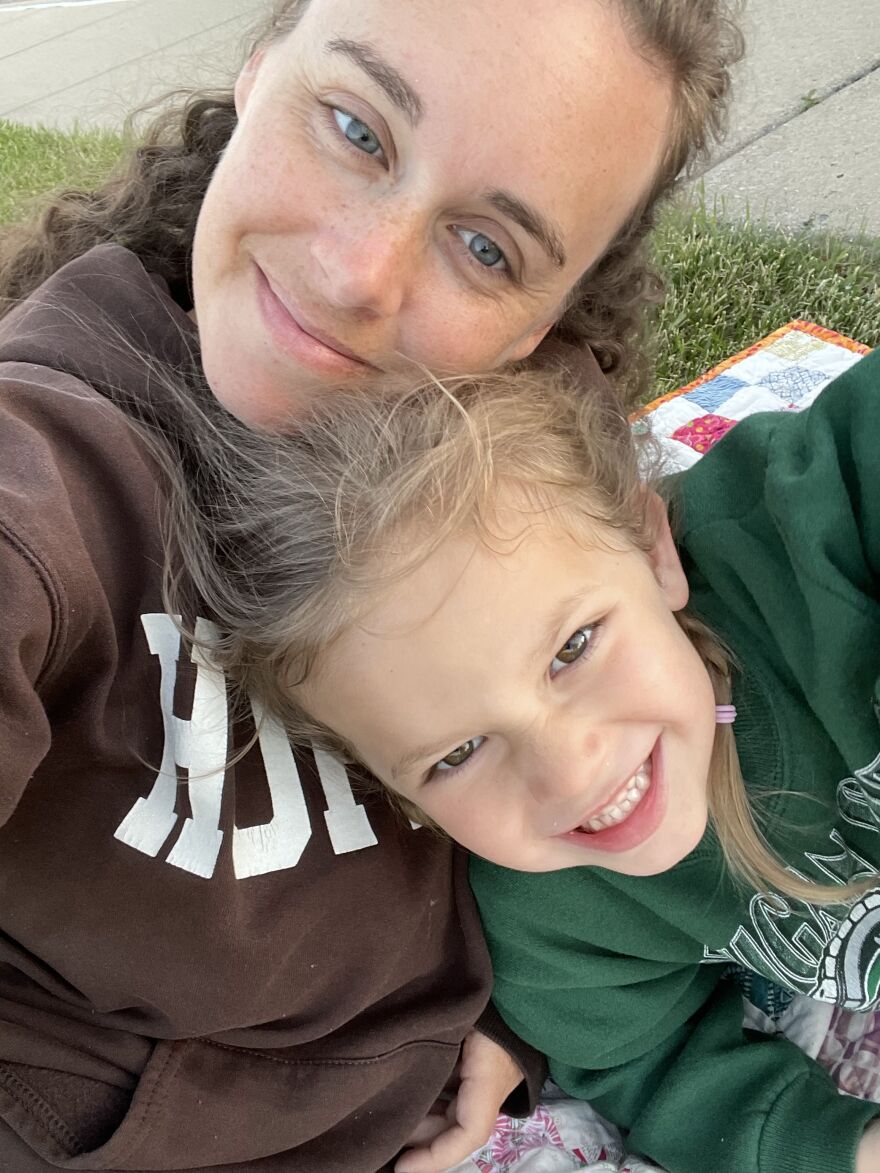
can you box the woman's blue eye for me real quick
[455,228,508,272]
[333,108,384,158]
[550,626,595,675]
[433,735,486,774]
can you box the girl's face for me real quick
[192,0,673,426]
[301,501,718,876]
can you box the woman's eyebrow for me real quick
[325,38,424,125]
[485,189,567,269]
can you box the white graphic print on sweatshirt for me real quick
[115,614,382,879]
[704,749,880,1011]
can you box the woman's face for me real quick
[193,0,673,426]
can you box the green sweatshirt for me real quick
[471,346,880,1173]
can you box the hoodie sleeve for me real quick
[0,530,54,828]
[0,362,149,830]
[678,346,880,656]
[550,976,878,1173]
[0,395,60,827]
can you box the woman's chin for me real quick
[203,356,306,430]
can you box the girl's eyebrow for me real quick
[326,38,424,125]
[389,738,456,785]
[531,586,597,663]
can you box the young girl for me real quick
[173,347,880,1173]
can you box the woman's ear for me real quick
[645,492,689,611]
[234,49,268,116]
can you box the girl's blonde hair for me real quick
[156,365,867,907]
[0,0,743,405]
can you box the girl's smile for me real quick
[558,736,667,854]
[301,498,719,876]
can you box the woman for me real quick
[0,1,741,1170]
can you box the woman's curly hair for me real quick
[0,0,742,402]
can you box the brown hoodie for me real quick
[0,245,553,1172]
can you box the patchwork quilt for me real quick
[632,320,870,470]
[448,321,874,1173]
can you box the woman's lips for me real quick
[558,737,666,854]
[254,264,373,375]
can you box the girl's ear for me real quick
[645,492,689,611]
[234,49,268,116]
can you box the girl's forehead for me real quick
[350,510,630,636]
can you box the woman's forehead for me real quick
[286,0,666,122]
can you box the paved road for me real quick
[0,0,878,235]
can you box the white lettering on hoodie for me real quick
[114,614,378,879]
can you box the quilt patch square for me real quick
[765,331,826,361]
[682,374,747,412]
[672,414,738,454]
[759,365,828,403]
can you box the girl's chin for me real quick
[623,813,709,875]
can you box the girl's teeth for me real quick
[581,760,652,833]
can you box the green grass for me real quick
[0,118,124,226]
[652,194,880,398]
[1,119,878,400]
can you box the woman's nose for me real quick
[309,207,419,318]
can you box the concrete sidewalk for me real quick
[698,0,880,236]
[0,0,264,127]
[0,0,878,236]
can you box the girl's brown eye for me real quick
[432,736,486,775]
[551,625,596,675]
[557,630,587,663]
[442,741,477,767]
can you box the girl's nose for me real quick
[523,721,606,806]
[309,207,419,319]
